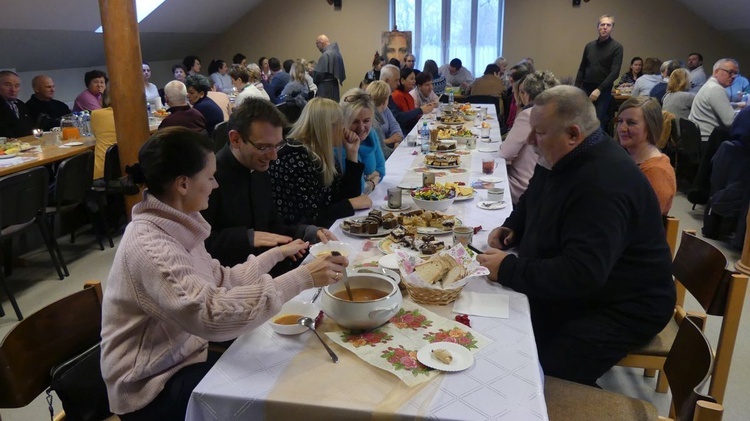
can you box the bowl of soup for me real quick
[321,269,403,330]
[309,241,355,259]
[269,301,320,335]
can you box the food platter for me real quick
[378,235,451,257]
[425,163,460,169]
[453,191,475,202]
[340,215,396,238]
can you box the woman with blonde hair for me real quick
[245,63,271,100]
[662,68,695,121]
[269,98,371,227]
[340,88,385,194]
[278,59,309,107]
[616,96,676,214]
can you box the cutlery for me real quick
[310,287,323,303]
[330,251,353,301]
[467,243,484,255]
[480,201,502,207]
[297,317,339,363]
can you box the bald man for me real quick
[313,34,346,101]
[26,75,72,130]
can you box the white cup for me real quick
[487,187,504,201]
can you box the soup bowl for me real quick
[321,269,403,330]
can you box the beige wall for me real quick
[502,0,750,81]
[198,0,390,95]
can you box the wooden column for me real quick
[735,207,750,276]
[99,0,150,218]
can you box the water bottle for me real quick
[420,122,430,154]
[146,101,152,117]
[448,90,454,105]
[81,111,91,136]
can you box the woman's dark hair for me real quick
[182,55,201,71]
[84,70,108,87]
[207,59,225,75]
[630,56,643,66]
[415,71,432,86]
[372,52,385,68]
[258,56,267,67]
[388,58,401,68]
[233,53,246,64]
[185,74,212,95]
[509,64,531,83]
[123,127,213,196]
[423,60,439,78]
[228,64,250,83]
[268,57,281,72]
[397,67,413,91]
[171,64,187,74]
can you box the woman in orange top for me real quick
[391,68,418,112]
[616,96,676,215]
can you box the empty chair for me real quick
[0,281,113,420]
[0,167,66,319]
[546,317,723,421]
[47,151,108,263]
[212,121,229,152]
[617,231,748,402]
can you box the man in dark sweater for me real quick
[159,80,206,133]
[25,75,72,130]
[201,97,336,271]
[478,85,675,386]
[575,14,623,131]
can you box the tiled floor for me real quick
[0,191,747,420]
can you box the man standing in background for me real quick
[687,52,707,93]
[575,14,623,130]
[314,34,346,101]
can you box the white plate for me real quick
[309,241,355,258]
[62,141,84,146]
[477,147,498,153]
[417,342,474,372]
[379,203,411,212]
[378,253,400,271]
[425,164,460,169]
[478,176,503,183]
[398,182,421,191]
[416,218,462,235]
[480,138,499,143]
[453,192,475,202]
[0,154,17,159]
[477,201,507,210]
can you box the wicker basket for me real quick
[403,281,463,305]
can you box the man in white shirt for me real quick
[688,58,739,140]
[687,52,707,93]
[439,58,474,90]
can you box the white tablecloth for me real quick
[185,105,549,421]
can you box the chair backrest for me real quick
[212,121,229,152]
[53,151,94,207]
[671,230,749,403]
[276,102,303,124]
[0,167,48,229]
[678,118,702,159]
[466,94,502,117]
[102,144,121,182]
[0,282,103,408]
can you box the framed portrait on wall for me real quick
[381,31,412,65]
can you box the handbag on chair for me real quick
[46,343,113,421]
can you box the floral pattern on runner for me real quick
[389,308,432,330]
[341,329,393,348]
[381,345,431,376]
[423,327,479,350]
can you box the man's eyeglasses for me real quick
[718,68,739,77]
[343,93,372,103]
[238,132,286,153]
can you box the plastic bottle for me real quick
[146,101,152,117]
[420,122,430,154]
[448,90,454,105]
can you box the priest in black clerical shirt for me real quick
[26,75,72,131]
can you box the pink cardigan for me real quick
[499,107,539,204]
[100,192,313,414]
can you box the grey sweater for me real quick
[689,77,736,139]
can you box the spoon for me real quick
[298,317,339,363]
[310,287,323,303]
[330,251,353,301]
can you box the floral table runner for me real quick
[324,300,491,387]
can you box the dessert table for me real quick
[185,105,549,421]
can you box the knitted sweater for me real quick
[640,154,676,215]
[689,77,737,139]
[101,192,313,414]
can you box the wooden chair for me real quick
[546,317,724,421]
[0,282,111,417]
[617,231,748,403]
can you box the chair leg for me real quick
[37,219,65,280]
[3,239,12,277]
[656,370,669,393]
[42,216,69,277]
[83,204,105,251]
[643,368,656,378]
[0,270,23,320]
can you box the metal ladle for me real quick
[297,317,339,363]
[330,251,353,301]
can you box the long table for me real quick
[0,134,96,177]
[186,106,549,420]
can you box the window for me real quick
[391,0,504,77]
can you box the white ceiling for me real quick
[1,0,749,72]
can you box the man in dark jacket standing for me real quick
[478,85,675,387]
[575,14,623,130]
[314,34,346,101]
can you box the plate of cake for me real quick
[340,210,398,237]
[424,153,460,169]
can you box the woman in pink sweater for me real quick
[100,127,347,419]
